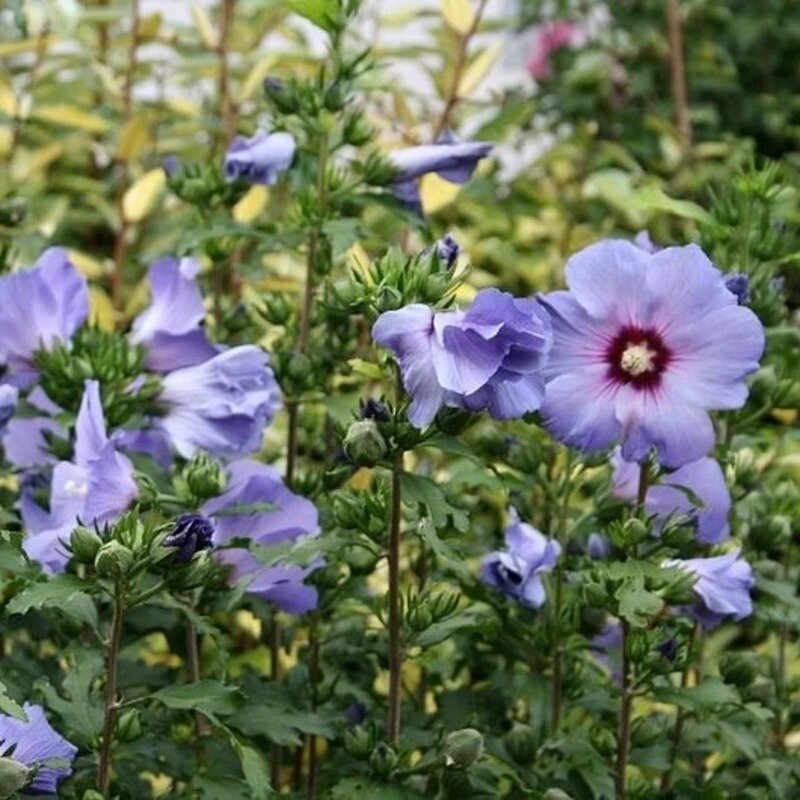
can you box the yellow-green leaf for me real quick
[32,104,110,134]
[122,168,166,223]
[239,56,277,103]
[233,185,268,223]
[0,37,54,58]
[457,41,503,97]
[420,173,461,214]
[442,0,475,35]
[348,359,384,380]
[192,2,218,49]
[89,288,116,331]
[118,115,151,161]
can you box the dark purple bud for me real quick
[656,637,679,662]
[360,398,390,422]
[344,701,367,728]
[587,532,610,560]
[164,514,214,563]
[435,233,460,269]
[724,273,750,305]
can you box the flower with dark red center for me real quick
[539,240,764,467]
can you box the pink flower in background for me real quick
[527,20,578,80]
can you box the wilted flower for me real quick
[539,241,764,467]
[665,550,754,628]
[482,509,560,608]
[224,130,296,185]
[373,288,552,428]
[388,132,492,211]
[164,514,215,562]
[0,248,88,388]
[21,381,138,573]
[612,450,731,544]
[129,256,217,371]
[0,703,77,794]
[527,20,578,80]
[157,346,281,459]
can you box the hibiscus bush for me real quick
[0,1,798,799]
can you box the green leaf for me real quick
[154,680,243,719]
[286,0,339,30]
[331,778,425,799]
[233,742,276,800]
[6,575,98,630]
[412,611,481,648]
[653,678,739,712]
[0,683,25,720]
[616,582,663,627]
[401,473,469,532]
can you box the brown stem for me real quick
[387,450,404,745]
[666,0,692,155]
[97,589,125,796]
[110,0,142,311]
[432,0,490,139]
[269,615,283,790]
[186,621,210,759]
[615,618,632,800]
[217,0,238,148]
[306,611,320,799]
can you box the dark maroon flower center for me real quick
[605,327,671,390]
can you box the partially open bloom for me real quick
[0,703,77,794]
[373,288,552,428]
[613,450,731,544]
[540,241,764,467]
[203,460,320,613]
[388,133,492,211]
[130,256,217,371]
[482,510,560,608]
[224,130,296,185]
[665,550,754,628]
[0,248,88,388]
[21,381,138,573]
[527,20,577,80]
[157,346,281,459]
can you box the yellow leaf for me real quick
[90,62,123,98]
[348,241,371,276]
[457,40,503,97]
[233,185,268,223]
[139,12,163,40]
[32,104,111,134]
[122,168,166,223]
[772,409,798,426]
[165,98,200,118]
[441,0,475,35]
[68,250,105,279]
[0,37,54,58]
[14,143,63,179]
[0,83,16,117]
[239,56,277,103]
[192,2,218,49]
[89,288,116,331]
[118,115,151,161]
[420,173,461,214]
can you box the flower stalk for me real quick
[387,448,404,746]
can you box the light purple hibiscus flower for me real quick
[664,550,754,629]
[372,288,552,428]
[224,130,296,185]
[539,240,764,467]
[527,20,578,80]
[612,449,731,544]
[3,387,63,469]
[129,256,217,372]
[0,703,77,794]
[203,460,321,613]
[388,131,492,210]
[0,248,89,388]
[21,381,139,574]
[157,346,282,460]
[482,509,561,608]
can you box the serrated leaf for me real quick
[234,743,275,800]
[122,168,166,223]
[401,473,469,532]
[7,575,98,630]
[457,41,502,97]
[616,582,662,627]
[0,683,25,721]
[441,0,475,35]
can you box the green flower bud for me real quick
[70,526,103,563]
[94,541,134,579]
[343,725,374,758]
[504,723,537,765]
[0,757,31,796]
[323,82,346,111]
[622,517,649,545]
[407,603,433,632]
[286,354,313,383]
[631,714,664,747]
[184,453,226,501]
[376,285,404,312]
[342,111,374,147]
[543,790,575,800]
[345,545,379,576]
[343,420,387,467]
[744,676,775,704]
[626,629,651,663]
[369,743,398,776]
[263,78,301,114]
[720,653,757,687]
[442,728,484,768]
[117,708,142,741]
[309,563,342,590]
[261,294,293,326]
[82,791,105,800]
[582,581,608,609]
[322,463,353,491]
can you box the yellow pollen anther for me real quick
[620,342,656,376]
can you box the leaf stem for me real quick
[387,448,404,745]
[666,0,692,155]
[97,586,125,796]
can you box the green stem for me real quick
[97,587,125,796]
[387,449,404,745]
[186,619,209,762]
[269,613,283,790]
[306,611,321,799]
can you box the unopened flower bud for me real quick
[407,603,433,632]
[184,455,226,500]
[434,233,460,269]
[163,514,215,563]
[70,526,103,563]
[442,728,484,768]
[543,790,575,800]
[0,757,31,796]
[720,653,757,687]
[369,743,398,776]
[263,78,300,114]
[94,541,134,579]
[345,545,379,576]
[344,724,374,758]
[504,723,537,765]
[343,420,387,467]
